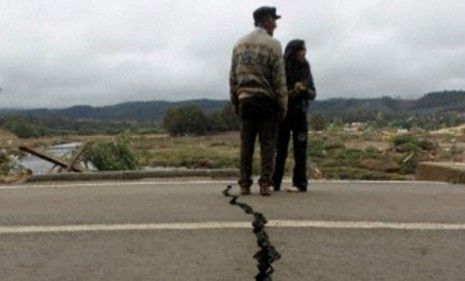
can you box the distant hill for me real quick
[310,91,464,118]
[411,90,465,113]
[1,91,464,122]
[2,99,227,122]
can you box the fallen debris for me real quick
[19,145,87,173]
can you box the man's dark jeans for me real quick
[238,96,277,188]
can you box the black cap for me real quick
[253,6,281,24]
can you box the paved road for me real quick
[1,180,465,280]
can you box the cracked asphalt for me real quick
[1,180,465,281]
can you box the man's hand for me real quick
[231,103,239,116]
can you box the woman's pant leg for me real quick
[292,117,308,191]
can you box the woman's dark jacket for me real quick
[284,40,316,114]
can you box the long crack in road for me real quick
[223,185,281,281]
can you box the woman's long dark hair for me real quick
[284,39,306,62]
[284,39,310,90]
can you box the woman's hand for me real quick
[308,89,316,101]
[291,81,316,101]
[294,82,307,92]
[289,82,307,97]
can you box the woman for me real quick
[272,39,316,192]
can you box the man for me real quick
[229,6,288,196]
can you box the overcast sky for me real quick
[1,0,464,108]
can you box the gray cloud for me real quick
[0,0,464,108]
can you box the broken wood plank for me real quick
[19,145,83,172]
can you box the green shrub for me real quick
[163,105,210,136]
[365,147,381,159]
[0,151,26,175]
[310,113,327,131]
[83,135,139,171]
[338,148,364,161]
[391,135,420,147]
[398,155,418,174]
[418,139,438,151]
[1,116,45,138]
[323,141,346,150]
[308,138,326,158]
[403,142,422,153]
[163,104,239,136]
[0,153,14,175]
[208,104,239,132]
[445,145,464,161]
[391,134,438,153]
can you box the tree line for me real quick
[163,104,239,136]
[1,90,464,138]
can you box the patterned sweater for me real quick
[229,27,288,116]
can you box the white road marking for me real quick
[1,220,465,235]
[0,180,233,190]
[268,220,465,230]
[0,179,449,190]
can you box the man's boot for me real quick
[238,179,252,195]
[258,179,272,196]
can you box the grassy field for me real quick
[129,127,464,180]
[1,126,464,181]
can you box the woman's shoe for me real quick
[285,186,306,193]
[260,185,271,196]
